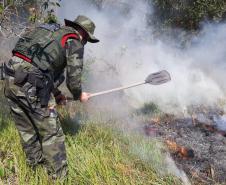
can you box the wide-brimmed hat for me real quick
[64,15,99,43]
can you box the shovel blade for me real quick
[145,70,171,85]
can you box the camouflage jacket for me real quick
[9,24,84,100]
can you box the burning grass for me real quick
[1,81,226,184]
[165,140,194,159]
[143,103,226,184]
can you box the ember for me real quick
[143,108,226,184]
[165,139,194,159]
[195,123,226,137]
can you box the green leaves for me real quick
[42,0,61,10]
[28,14,37,23]
[44,13,57,23]
[152,0,226,30]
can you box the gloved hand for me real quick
[55,93,67,105]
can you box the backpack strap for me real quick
[61,33,79,47]
[12,51,32,63]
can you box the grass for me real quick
[0,84,180,185]
[136,102,162,116]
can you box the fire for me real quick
[165,140,194,159]
[150,117,160,124]
[196,123,226,137]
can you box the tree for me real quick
[0,0,61,38]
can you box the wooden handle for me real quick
[89,81,146,98]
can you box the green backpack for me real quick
[13,23,79,73]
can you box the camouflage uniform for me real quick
[4,15,98,179]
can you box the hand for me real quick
[80,92,91,102]
[55,93,67,105]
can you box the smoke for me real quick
[214,115,226,131]
[58,0,226,183]
[58,0,226,115]
[165,155,191,185]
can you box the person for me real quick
[3,15,99,179]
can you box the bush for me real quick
[151,0,226,30]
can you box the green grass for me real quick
[136,102,162,116]
[0,114,181,185]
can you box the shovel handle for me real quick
[89,81,146,98]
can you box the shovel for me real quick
[68,70,171,100]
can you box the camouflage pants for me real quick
[4,74,68,179]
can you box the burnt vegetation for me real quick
[142,104,226,184]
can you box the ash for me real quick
[144,106,226,184]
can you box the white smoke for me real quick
[165,154,191,185]
[214,115,226,131]
[58,0,226,114]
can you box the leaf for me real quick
[7,160,14,171]
[56,2,61,7]
[42,2,49,10]
[0,167,5,178]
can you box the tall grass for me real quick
[0,117,181,185]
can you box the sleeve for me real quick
[65,39,84,100]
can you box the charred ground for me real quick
[143,106,226,184]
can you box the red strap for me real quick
[61,33,79,48]
[13,52,32,63]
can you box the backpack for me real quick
[13,23,79,73]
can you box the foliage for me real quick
[0,0,61,23]
[28,1,61,23]
[44,10,57,23]
[138,102,161,115]
[90,0,226,30]
[151,0,226,30]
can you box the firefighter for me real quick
[4,15,99,179]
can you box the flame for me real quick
[166,140,178,151]
[197,123,226,137]
[165,139,194,158]
[150,117,160,123]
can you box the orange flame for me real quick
[165,139,194,158]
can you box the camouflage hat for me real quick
[64,15,99,43]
